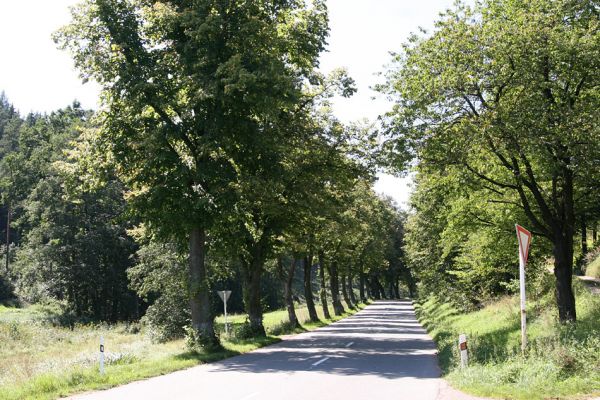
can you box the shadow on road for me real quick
[210,300,440,380]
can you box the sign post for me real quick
[515,224,532,354]
[217,290,232,335]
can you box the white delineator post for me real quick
[99,335,105,374]
[515,224,532,354]
[458,334,468,368]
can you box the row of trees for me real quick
[378,0,600,322]
[1,0,411,349]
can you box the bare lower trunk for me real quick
[5,204,10,274]
[303,255,319,322]
[404,269,417,298]
[581,218,588,256]
[279,257,299,328]
[359,271,366,302]
[393,277,400,299]
[369,276,384,300]
[553,231,576,322]
[318,251,331,319]
[593,227,597,245]
[341,273,353,309]
[329,261,344,316]
[241,238,267,336]
[348,275,357,304]
[376,277,386,299]
[189,228,219,348]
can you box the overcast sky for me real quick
[0,0,457,208]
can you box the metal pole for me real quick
[519,250,527,353]
[224,297,228,336]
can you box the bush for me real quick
[142,294,190,342]
[234,320,262,339]
[268,320,299,336]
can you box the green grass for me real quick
[415,282,600,399]
[0,301,364,400]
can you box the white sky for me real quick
[0,0,457,209]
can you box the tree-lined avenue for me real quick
[69,301,441,400]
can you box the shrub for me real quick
[142,294,189,342]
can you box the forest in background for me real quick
[0,91,410,343]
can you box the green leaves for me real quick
[382,0,600,315]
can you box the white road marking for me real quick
[240,392,260,400]
[311,356,330,366]
[345,341,354,348]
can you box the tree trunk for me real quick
[581,218,588,256]
[241,257,265,336]
[5,204,10,274]
[393,277,400,299]
[329,261,344,316]
[359,271,366,302]
[369,276,386,300]
[241,237,267,336]
[278,257,299,328]
[593,227,597,245]
[376,278,386,299]
[189,227,219,348]
[303,255,319,322]
[341,273,353,309]
[553,231,577,322]
[348,275,357,305]
[318,251,331,319]
[551,168,577,323]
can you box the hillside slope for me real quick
[416,281,600,399]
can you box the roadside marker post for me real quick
[458,334,468,368]
[99,335,105,375]
[515,224,532,354]
[217,290,232,336]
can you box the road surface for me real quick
[70,300,450,400]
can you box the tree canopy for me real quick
[379,0,600,321]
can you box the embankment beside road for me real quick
[415,281,600,400]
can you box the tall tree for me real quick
[57,0,329,343]
[379,0,600,322]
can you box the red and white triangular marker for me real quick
[516,224,531,266]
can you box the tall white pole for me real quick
[518,239,527,354]
[224,297,228,336]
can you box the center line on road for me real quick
[240,392,259,400]
[345,341,354,348]
[312,356,330,366]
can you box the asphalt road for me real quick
[70,300,443,400]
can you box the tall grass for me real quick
[415,282,600,399]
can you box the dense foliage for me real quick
[379,0,600,320]
[0,0,409,349]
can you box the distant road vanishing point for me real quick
[70,301,447,400]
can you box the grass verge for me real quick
[415,281,600,399]
[0,301,365,400]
